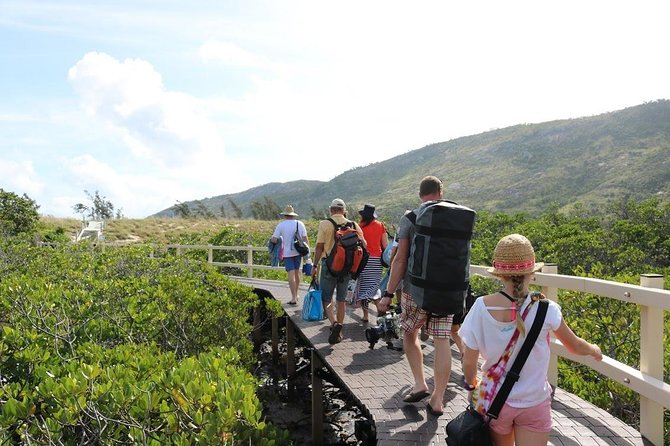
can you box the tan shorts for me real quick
[400,291,453,339]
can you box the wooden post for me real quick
[540,263,559,387]
[208,245,213,264]
[247,245,254,278]
[271,317,279,364]
[311,350,324,446]
[639,273,664,446]
[286,317,296,393]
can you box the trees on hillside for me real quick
[250,197,282,220]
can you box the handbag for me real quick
[293,221,310,256]
[301,279,324,321]
[446,300,548,446]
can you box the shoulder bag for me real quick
[293,221,310,256]
[445,300,549,446]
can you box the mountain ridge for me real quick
[152,100,670,221]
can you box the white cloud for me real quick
[64,154,191,218]
[0,159,43,196]
[63,51,254,216]
[199,40,269,70]
[68,52,226,170]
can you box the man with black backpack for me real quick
[312,198,367,344]
[379,176,476,417]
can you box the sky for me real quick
[1,1,669,218]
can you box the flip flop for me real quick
[426,403,443,417]
[287,301,297,305]
[402,390,430,403]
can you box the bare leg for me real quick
[514,427,549,446]
[403,327,429,394]
[324,299,335,325]
[427,336,452,413]
[336,300,346,325]
[288,269,301,302]
[490,430,514,446]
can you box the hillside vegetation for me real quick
[152,100,670,221]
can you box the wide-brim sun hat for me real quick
[358,203,377,219]
[487,233,544,276]
[280,205,298,217]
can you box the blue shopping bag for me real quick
[302,280,324,321]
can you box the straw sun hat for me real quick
[280,205,298,217]
[487,234,544,276]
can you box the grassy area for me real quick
[39,217,290,244]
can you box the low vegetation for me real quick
[3,196,669,443]
[0,242,290,445]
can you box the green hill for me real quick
[153,100,670,221]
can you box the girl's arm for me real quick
[462,346,480,389]
[553,319,603,361]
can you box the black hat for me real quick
[358,203,377,219]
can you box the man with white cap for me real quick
[312,198,366,344]
[271,205,309,305]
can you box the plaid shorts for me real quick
[400,291,453,339]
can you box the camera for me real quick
[365,306,401,350]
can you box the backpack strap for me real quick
[406,210,417,225]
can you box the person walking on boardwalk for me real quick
[378,175,456,416]
[312,198,366,344]
[271,205,309,305]
[353,203,388,322]
[459,234,602,446]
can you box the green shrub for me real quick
[0,241,291,445]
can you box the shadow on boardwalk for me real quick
[239,277,652,446]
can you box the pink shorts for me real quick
[488,397,552,434]
[399,291,453,338]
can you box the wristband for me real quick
[383,291,394,298]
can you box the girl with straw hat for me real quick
[458,234,602,446]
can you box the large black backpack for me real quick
[407,200,476,316]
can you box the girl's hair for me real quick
[509,275,545,336]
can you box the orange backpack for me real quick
[325,218,369,279]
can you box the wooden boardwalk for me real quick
[236,277,652,446]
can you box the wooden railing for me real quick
[165,244,285,278]
[168,244,669,445]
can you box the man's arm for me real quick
[312,243,325,277]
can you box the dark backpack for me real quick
[325,218,369,279]
[407,200,476,316]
